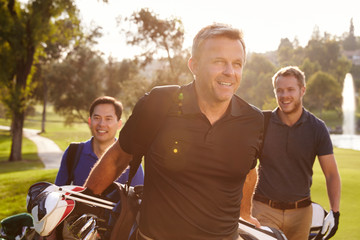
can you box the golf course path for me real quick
[0,125,63,169]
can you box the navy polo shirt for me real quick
[256,108,333,202]
[119,82,263,239]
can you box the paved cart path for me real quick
[0,125,63,169]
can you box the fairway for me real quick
[0,146,359,240]
[311,148,360,239]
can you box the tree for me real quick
[304,71,342,118]
[103,57,140,99]
[32,13,81,133]
[47,44,104,124]
[238,53,276,109]
[343,18,357,51]
[122,8,185,84]
[0,0,78,161]
[277,38,294,66]
[300,58,321,80]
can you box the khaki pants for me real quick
[252,200,312,240]
[136,228,244,240]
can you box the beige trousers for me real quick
[252,200,312,240]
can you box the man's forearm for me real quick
[240,168,257,218]
[84,140,131,194]
[326,172,341,212]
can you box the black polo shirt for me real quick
[256,108,333,202]
[119,82,263,239]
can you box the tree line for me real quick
[1,0,359,161]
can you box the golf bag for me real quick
[26,181,142,240]
[309,202,328,240]
[238,219,287,240]
[0,213,39,240]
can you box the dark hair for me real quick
[192,23,246,61]
[272,66,306,88]
[89,96,123,121]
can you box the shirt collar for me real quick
[180,81,244,117]
[273,107,309,126]
[83,138,95,157]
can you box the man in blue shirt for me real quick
[55,96,144,186]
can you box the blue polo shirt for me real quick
[55,138,144,186]
[256,108,333,202]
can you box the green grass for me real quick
[0,130,44,173]
[1,105,359,239]
[0,169,57,218]
[311,148,360,239]
[0,109,92,151]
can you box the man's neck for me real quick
[197,98,230,125]
[92,139,115,158]
[277,107,303,127]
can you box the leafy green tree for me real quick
[343,18,358,51]
[304,71,342,118]
[47,45,104,124]
[103,57,140,99]
[32,14,81,133]
[0,0,78,161]
[277,38,294,66]
[238,53,276,109]
[300,58,321,80]
[121,8,185,84]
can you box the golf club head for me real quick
[69,214,97,239]
[83,226,99,240]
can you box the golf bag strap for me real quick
[259,110,272,156]
[127,85,182,187]
[65,142,84,185]
[268,226,287,240]
[109,183,142,240]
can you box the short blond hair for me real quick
[272,66,306,88]
[192,23,246,61]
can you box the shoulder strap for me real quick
[65,142,84,185]
[262,110,272,139]
[259,110,272,157]
[127,85,182,187]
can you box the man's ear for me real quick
[188,57,197,77]
[301,86,306,97]
[88,117,91,127]
[117,119,122,129]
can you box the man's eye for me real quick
[234,62,242,68]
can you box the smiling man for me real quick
[55,96,144,186]
[252,66,341,240]
[84,23,263,240]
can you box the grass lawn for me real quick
[0,115,359,239]
[311,148,360,239]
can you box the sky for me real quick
[76,0,360,61]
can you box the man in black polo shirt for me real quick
[84,23,263,240]
[252,66,341,240]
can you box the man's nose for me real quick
[98,118,105,125]
[223,63,235,76]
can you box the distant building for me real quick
[343,49,360,65]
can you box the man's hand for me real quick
[321,210,340,239]
[240,215,261,228]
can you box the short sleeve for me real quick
[118,95,147,154]
[55,148,70,185]
[317,122,334,156]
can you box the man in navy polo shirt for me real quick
[252,66,341,240]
